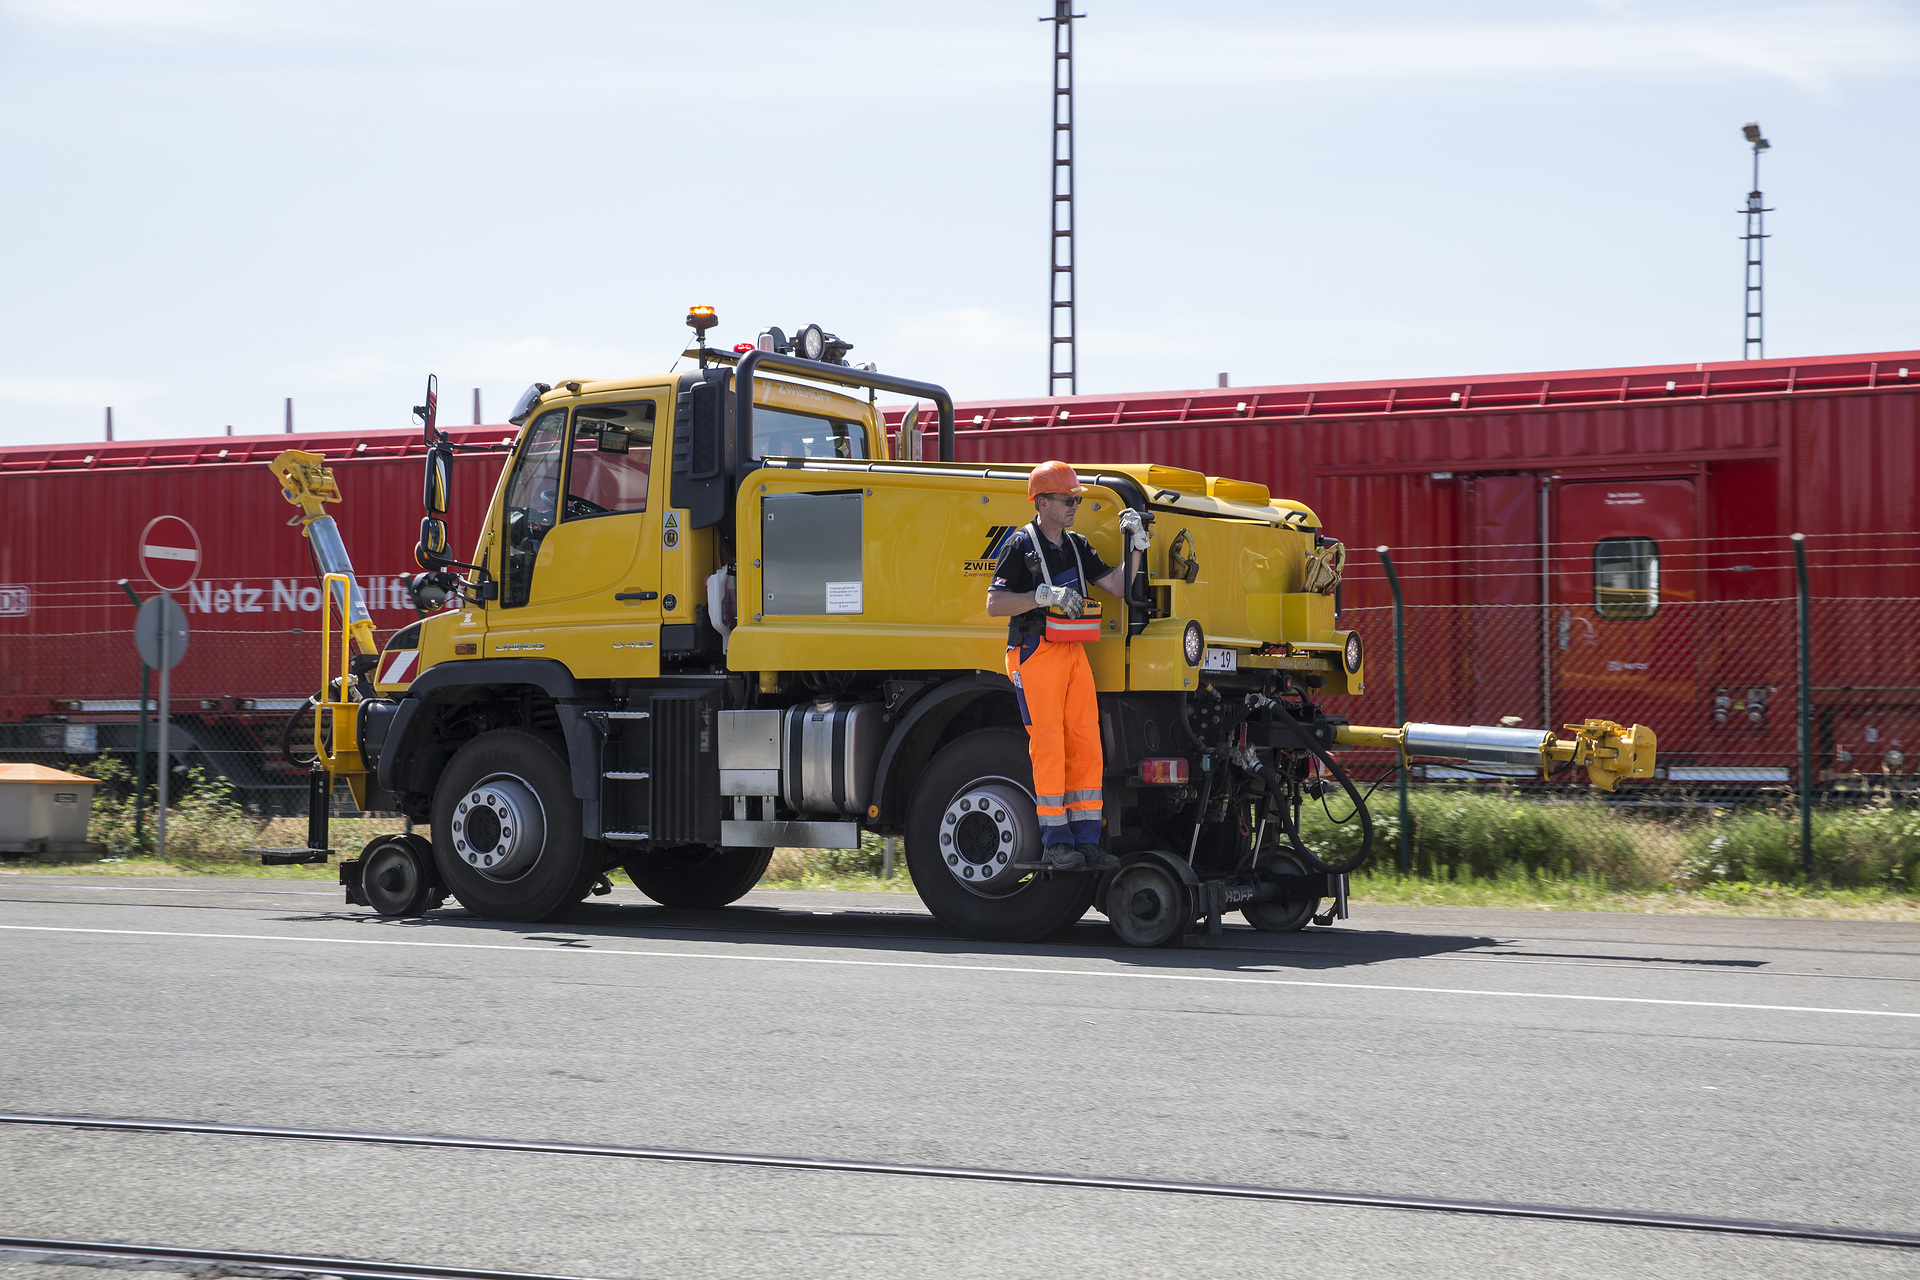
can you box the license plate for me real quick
[1202,646,1237,672]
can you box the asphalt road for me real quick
[2,873,1917,1278]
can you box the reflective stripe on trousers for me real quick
[1006,637,1103,846]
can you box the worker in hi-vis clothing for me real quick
[987,461,1150,871]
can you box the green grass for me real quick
[12,755,1918,920]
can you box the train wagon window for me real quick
[566,401,655,519]
[1594,536,1659,619]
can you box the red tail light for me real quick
[1138,757,1189,785]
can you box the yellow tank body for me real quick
[430,375,1361,695]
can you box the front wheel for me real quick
[361,833,443,917]
[905,728,1093,942]
[431,729,597,922]
[625,846,772,909]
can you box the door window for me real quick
[567,401,655,518]
[1594,536,1659,619]
[501,409,568,608]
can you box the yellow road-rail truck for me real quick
[257,310,1656,947]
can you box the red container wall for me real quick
[0,427,510,718]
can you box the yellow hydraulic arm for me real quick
[270,449,379,658]
[1335,719,1659,792]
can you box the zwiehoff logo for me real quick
[964,525,1022,575]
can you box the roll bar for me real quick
[733,350,955,466]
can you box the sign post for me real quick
[138,519,201,861]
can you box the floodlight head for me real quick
[1742,120,1768,148]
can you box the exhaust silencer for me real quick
[1403,723,1554,766]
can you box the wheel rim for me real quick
[364,840,420,912]
[1108,861,1189,946]
[449,774,547,881]
[937,779,1036,898]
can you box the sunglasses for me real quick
[1042,494,1084,507]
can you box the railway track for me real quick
[5,1112,1916,1252]
[0,1236,608,1280]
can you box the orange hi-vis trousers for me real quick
[1007,635,1104,847]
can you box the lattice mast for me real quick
[1043,3,1084,395]
[1741,121,1772,360]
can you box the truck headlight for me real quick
[1344,631,1363,673]
[1183,621,1204,667]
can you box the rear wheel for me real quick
[625,846,773,909]
[1105,858,1192,947]
[431,729,596,922]
[905,727,1093,942]
[1242,853,1319,932]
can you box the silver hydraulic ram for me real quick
[1337,719,1659,791]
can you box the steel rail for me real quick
[4,1112,1915,1251]
[0,1236,607,1280]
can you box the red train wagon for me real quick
[889,350,1920,788]
[0,426,510,801]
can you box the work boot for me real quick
[1077,844,1119,872]
[1042,845,1086,871]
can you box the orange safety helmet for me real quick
[1027,460,1085,500]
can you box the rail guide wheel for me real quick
[359,833,444,917]
[1105,859,1193,948]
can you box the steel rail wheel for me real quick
[625,846,773,909]
[360,833,444,917]
[1105,859,1192,947]
[1241,852,1319,932]
[431,729,596,922]
[905,728,1093,942]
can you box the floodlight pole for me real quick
[1043,2,1084,396]
[1742,124,1772,360]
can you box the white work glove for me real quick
[1119,508,1151,551]
[1033,582,1084,617]
[1033,582,1060,609]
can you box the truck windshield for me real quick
[753,407,867,461]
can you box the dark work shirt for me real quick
[990,525,1115,644]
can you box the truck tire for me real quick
[905,727,1094,943]
[431,728,597,922]
[1241,853,1319,932]
[624,847,773,909]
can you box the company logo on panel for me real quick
[964,525,1022,575]
[0,586,28,617]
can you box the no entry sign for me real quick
[139,515,202,592]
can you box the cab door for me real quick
[1552,479,1696,736]
[486,397,665,678]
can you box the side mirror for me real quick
[897,403,922,461]
[671,368,728,529]
[423,446,451,516]
[413,373,441,447]
[416,516,451,569]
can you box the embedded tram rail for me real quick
[3,1114,1917,1254]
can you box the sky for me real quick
[1,0,1916,445]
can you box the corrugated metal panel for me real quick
[0,427,510,716]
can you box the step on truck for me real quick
[253,308,1658,947]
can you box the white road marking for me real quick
[2,923,1917,1019]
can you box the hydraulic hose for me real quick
[1255,712,1375,877]
[279,695,321,768]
